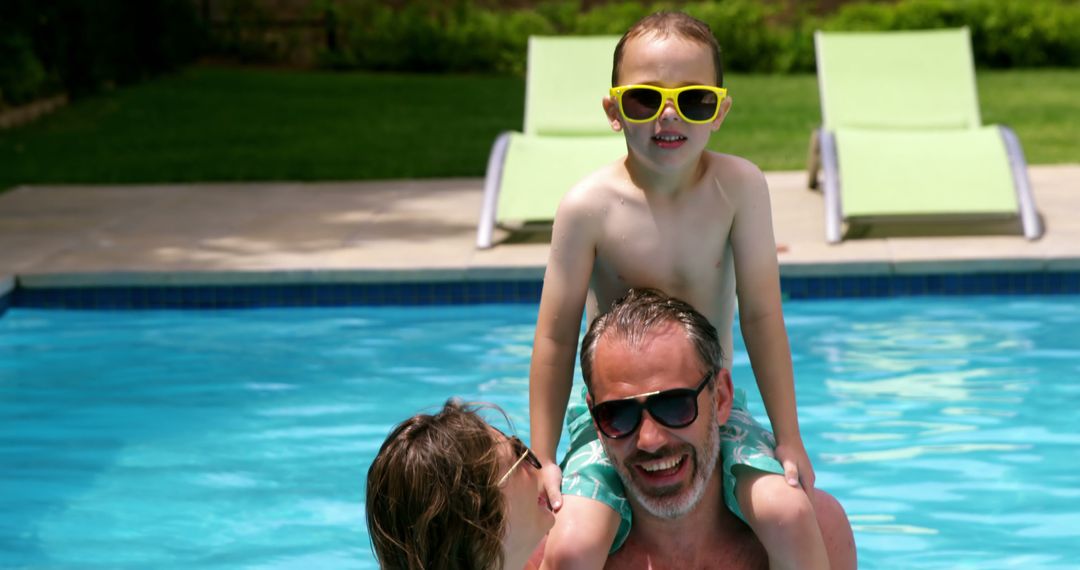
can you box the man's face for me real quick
[588,323,730,519]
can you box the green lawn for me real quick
[1,66,1077,190]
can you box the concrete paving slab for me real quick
[1,164,1077,287]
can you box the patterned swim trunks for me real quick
[560,385,784,552]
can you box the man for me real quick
[568,288,856,569]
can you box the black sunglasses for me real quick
[589,372,714,439]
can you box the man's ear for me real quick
[602,96,623,132]
[714,368,734,424]
[711,95,733,132]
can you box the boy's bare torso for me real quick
[579,151,761,368]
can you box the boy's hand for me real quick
[775,439,815,501]
[540,463,564,513]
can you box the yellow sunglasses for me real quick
[610,84,728,124]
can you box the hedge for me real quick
[3,0,1076,107]
[0,0,204,107]
[328,0,1080,75]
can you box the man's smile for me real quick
[632,451,691,490]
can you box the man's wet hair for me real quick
[580,288,723,390]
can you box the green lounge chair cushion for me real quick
[817,29,981,131]
[497,133,627,222]
[525,36,621,137]
[836,126,1018,219]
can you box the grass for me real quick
[1,66,1078,190]
[0,66,525,189]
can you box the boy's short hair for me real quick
[612,11,724,87]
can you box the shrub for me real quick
[339,0,553,74]
[0,34,50,107]
[824,0,1080,69]
[0,0,204,99]
[327,0,1080,75]
[683,1,783,73]
[568,1,659,35]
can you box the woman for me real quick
[366,399,555,570]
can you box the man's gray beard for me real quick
[603,414,721,520]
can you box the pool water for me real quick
[1,296,1078,569]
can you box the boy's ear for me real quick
[602,96,623,132]
[711,95,733,132]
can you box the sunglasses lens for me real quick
[648,390,698,428]
[525,450,542,470]
[622,88,663,120]
[677,88,719,121]
[593,399,641,438]
[511,438,541,469]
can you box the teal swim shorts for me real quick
[560,385,784,553]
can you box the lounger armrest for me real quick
[477,131,514,249]
[997,124,1043,241]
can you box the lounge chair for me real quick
[807,27,1042,243]
[476,36,626,249]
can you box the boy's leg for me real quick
[542,390,632,569]
[810,488,858,570]
[541,496,620,570]
[735,468,829,570]
[720,390,829,570]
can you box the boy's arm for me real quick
[529,188,598,501]
[728,163,815,494]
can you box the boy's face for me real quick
[603,34,732,172]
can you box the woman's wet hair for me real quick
[366,399,509,570]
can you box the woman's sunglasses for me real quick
[497,436,542,486]
[589,372,714,439]
[609,84,728,124]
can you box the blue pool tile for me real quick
[991,273,1010,293]
[1028,272,1046,293]
[3,271,1080,311]
[940,274,961,294]
[925,274,943,294]
[1044,272,1063,293]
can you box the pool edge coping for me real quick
[10,254,1080,288]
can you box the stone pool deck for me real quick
[1,164,1078,290]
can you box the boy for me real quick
[529,11,831,569]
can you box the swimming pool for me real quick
[1,296,1078,568]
